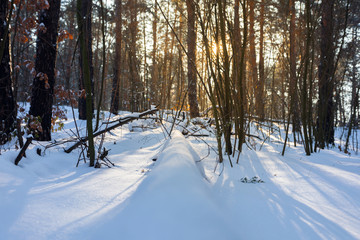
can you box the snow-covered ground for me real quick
[1,108,360,240]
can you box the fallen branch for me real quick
[64,108,158,153]
[14,136,33,165]
[186,134,210,137]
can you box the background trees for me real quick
[1,0,359,159]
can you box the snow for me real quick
[1,108,360,240]
[76,131,238,240]
[208,146,360,240]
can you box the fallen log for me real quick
[64,108,158,153]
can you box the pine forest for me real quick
[1,0,360,239]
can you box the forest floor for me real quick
[1,107,360,240]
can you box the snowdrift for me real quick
[86,131,240,240]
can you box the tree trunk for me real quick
[317,0,335,148]
[77,0,95,166]
[301,0,312,156]
[257,0,265,120]
[29,0,61,141]
[128,0,141,112]
[160,3,170,109]
[186,0,200,118]
[233,0,246,156]
[289,0,300,146]
[94,0,107,132]
[308,34,315,153]
[249,0,258,117]
[0,0,16,144]
[166,25,177,110]
[110,0,122,114]
[151,0,159,106]
[64,1,76,93]
[218,0,232,156]
[175,7,185,106]
[78,0,93,120]
[344,28,358,153]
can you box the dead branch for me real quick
[64,108,158,153]
[186,134,210,137]
[14,136,33,165]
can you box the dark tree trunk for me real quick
[78,0,93,120]
[301,0,312,156]
[186,0,200,118]
[77,0,95,166]
[289,0,300,145]
[234,0,246,155]
[110,0,122,114]
[29,0,61,141]
[249,0,259,117]
[160,3,170,109]
[218,0,232,156]
[128,0,141,112]
[257,0,265,120]
[151,0,159,106]
[317,0,335,149]
[64,1,76,93]
[0,0,16,144]
[344,28,358,153]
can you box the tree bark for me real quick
[29,0,61,141]
[301,0,312,155]
[289,0,300,145]
[110,0,122,114]
[0,0,16,144]
[128,0,141,112]
[257,0,265,120]
[64,1,76,93]
[234,0,246,155]
[78,0,93,120]
[218,0,232,155]
[151,0,159,106]
[317,0,335,148]
[77,0,95,166]
[160,2,170,109]
[344,28,358,153]
[186,0,200,118]
[249,0,258,116]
